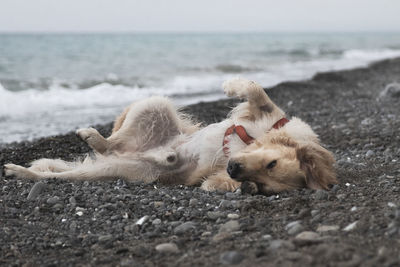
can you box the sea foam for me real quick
[1,47,400,143]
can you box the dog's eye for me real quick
[266,160,277,169]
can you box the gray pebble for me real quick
[220,251,244,265]
[219,220,240,233]
[98,234,113,243]
[52,203,63,210]
[366,150,375,158]
[212,232,233,242]
[311,210,319,217]
[219,200,234,209]
[225,192,237,199]
[120,259,138,267]
[294,231,322,245]
[69,196,77,205]
[269,239,295,250]
[189,198,198,206]
[69,221,77,231]
[285,221,304,235]
[155,243,179,253]
[174,221,196,235]
[152,219,161,225]
[27,182,46,200]
[46,196,60,205]
[314,190,328,200]
[207,211,223,220]
[379,83,400,99]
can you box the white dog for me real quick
[4,78,337,194]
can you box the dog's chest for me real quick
[178,121,247,166]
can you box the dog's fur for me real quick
[4,78,337,194]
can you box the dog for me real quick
[4,78,337,194]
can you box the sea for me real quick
[1,32,400,144]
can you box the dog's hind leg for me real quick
[29,158,77,172]
[4,157,160,183]
[77,96,198,155]
[106,96,196,153]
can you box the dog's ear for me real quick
[296,143,337,190]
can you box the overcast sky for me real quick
[1,0,399,32]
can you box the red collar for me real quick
[223,117,289,156]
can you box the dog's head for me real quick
[227,134,337,195]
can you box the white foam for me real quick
[1,48,400,143]
[343,49,400,61]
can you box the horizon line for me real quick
[1,30,400,35]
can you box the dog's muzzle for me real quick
[227,161,242,179]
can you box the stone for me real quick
[52,203,63,210]
[219,220,240,233]
[155,243,179,253]
[316,225,340,232]
[174,221,196,235]
[207,211,223,220]
[343,221,358,231]
[189,198,198,206]
[153,201,164,208]
[314,190,328,200]
[294,231,322,245]
[152,219,161,225]
[69,197,77,205]
[379,83,400,99]
[285,221,304,235]
[220,251,244,265]
[98,234,113,243]
[219,200,234,209]
[27,182,46,200]
[269,240,295,250]
[365,150,375,158]
[135,215,149,226]
[227,213,240,219]
[212,232,233,242]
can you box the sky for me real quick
[1,0,400,33]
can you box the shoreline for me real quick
[1,56,399,148]
[1,57,400,266]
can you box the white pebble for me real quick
[76,211,83,216]
[135,215,149,225]
[343,221,358,231]
[316,225,339,232]
[227,213,239,219]
[388,202,396,208]
[155,243,179,253]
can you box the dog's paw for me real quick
[76,127,99,142]
[241,181,259,195]
[4,163,38,179]
[223,77,253,98]
[201,179,240,192]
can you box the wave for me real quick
[343,49,400,61]
[1,47,400,143]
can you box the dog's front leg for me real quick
[223,77,284,119]
[200,171,241,192]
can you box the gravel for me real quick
[1,57,400,266]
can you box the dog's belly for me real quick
[178,121,232,170]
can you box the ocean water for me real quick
[1,32,400,144]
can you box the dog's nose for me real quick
[227,161,242,178]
